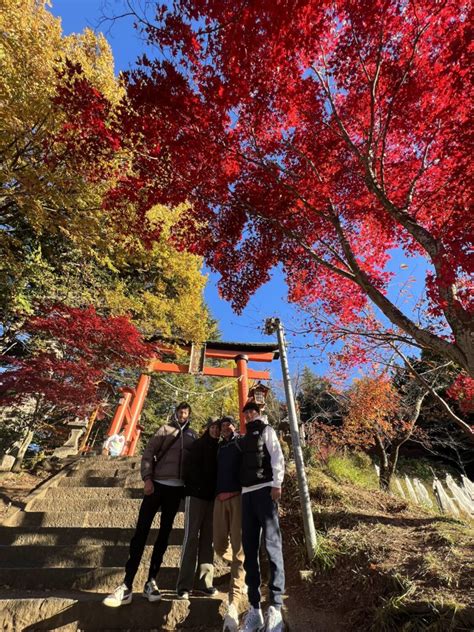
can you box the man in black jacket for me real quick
[176,417,221,599]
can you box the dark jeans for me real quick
[124,481,183,589]
[242,486,285,608]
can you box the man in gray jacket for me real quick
[103,402,197,607]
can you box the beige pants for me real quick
[213,494,245,603]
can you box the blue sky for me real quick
[49,1,428,385]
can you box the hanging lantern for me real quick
[248,381,270,406]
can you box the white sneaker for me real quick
[264,605,284,632]
[143,578,162,602]
[223,602,239,632]
[239,606,265,632]
[102,583,132,607]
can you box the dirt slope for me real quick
[281,464,473,631]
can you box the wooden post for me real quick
[129,424,144,457]
[80,405,100,453]
[107,389,133,437]
[122,375,151,456]
[236,354,249,434]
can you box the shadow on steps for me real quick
[1,591,225,631]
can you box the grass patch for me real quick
[311,531,341,571]
[420,552,459,588]
[396,457,458,483]
[430,521,474,547]
[325,453,379,490]
[283,458,473,631]
[370,574,417,631]
[306,467,346,504]
[371,597,466,632]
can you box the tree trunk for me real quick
[376,391,427,491]
[380,445,402,492]
[11,428,34,473]
[379,466,391,491]
[11,395,43,473]
[374,434,392,491]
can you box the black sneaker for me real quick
[176,589,190,599]
[195,586,218,596]
[143,578,162,602]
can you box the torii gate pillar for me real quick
[235,355,249,431]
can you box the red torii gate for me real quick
[106,339,279,456]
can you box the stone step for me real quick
[45,486,145,500]
[65,468,137,479]
[29,494,187,513]
[5,511,185,529]
[0,566,230,592]
[0,592,224,631]
[0,526,184,546]
[83,454,141,461]
[58,476,140,488]
[27,498,147,513]
[0,544,184,569]
[71,459,140,470]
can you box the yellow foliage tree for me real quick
[0,0,119,241]
[0,0,213,348]
[0,0,121,329]
[0,1,219,458]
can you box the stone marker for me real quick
[53,418,88,458]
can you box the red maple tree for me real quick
[0,304,151,415]
[447,374,474,415]
[342,375,425,490]
[127,2,472,365]
[55,2,473,381]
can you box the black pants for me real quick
[124,482,183,589]
[242,486,285,608]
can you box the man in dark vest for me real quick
[238,402,285,632]
[103,402,197,607]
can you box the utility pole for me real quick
[265,317,317,560]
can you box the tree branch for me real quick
[389,343,473,440]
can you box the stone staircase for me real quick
[0,455,228,631]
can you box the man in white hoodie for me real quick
[238,402,285,632]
